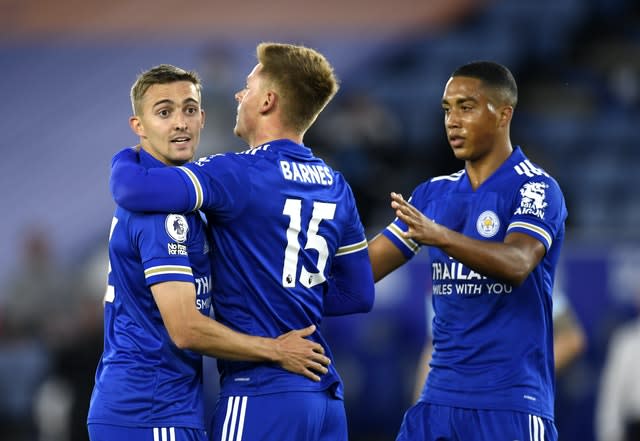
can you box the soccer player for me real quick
[368,61,567,441]
[87,64,332,441]
[108,43,375,441]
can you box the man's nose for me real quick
[445,111,460,128]
[174,114,187,130]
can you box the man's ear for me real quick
[129,115,144,136]
[498,105,513,128]
[260,91,277,114]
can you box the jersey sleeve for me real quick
[380,185,427,260]
[129,212,195,286]
[505,176,567,251]
[178,154,251,222]
[111,148,250,220]
[110,147,201,213]
[324,249,374,316]
[324,179,375,316]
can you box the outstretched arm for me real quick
[368,233,408,282]
[390,192,545,286]
[153,280,330,382]
[110,147,196,213]
[324,250,374,316]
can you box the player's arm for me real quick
[110,147,197,213]
[390,192,544,286]
[412,341,433,403]
[151,281,330,382]
[368,233,409,282]
[324,249,374,316]
[553,303,587,373]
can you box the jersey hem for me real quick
[86,418,205,429]
[420,396,554,422]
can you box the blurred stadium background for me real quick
[1,0,639,440]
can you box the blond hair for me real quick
[257,42,340,133]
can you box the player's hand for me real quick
[390,192,442,246]
[273,325,331,382]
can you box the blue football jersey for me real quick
[173,139,369,399]
[88,149,212,429]
[383,147,567,420]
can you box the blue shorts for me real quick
[396,402,558,441]
[88,423,207,441]
[209,390,347,441]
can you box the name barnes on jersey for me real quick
[432,259,513,296]
[279,160,334,186]
[193,148,334,187]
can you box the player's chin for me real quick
[171,147,196,163]
[450,146,470,160]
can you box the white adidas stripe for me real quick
[153,427,175,441]
[515,160,550,178]
[237,396,248,441]
[528,414,545,441]
[220,396,248,441]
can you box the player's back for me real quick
[199,140,364,397]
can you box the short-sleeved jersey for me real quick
[382,147,567,420]
[174,139,369,399]
[88,148,212,429]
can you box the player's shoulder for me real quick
[399,170,463,209]
[184,150,252,184]
[200,145,274,165]
[508,151,561,188]
[190,151,237,168]
[113,205,143,226]
[415,169,466,195]
[118,206,164,222]
[220,144,274,162]
[510,161,564,206]
[122,208,200,234]
[429,169,466,185]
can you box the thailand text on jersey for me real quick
[88,148,212,429]
[382,147,567,420]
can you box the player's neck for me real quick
[465,142,513,190]
[247,125,303,148]
[139,144,190,166]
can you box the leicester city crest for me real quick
[165,214,189,243]
[476,210,500,238]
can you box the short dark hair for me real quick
[452,61,518,108]
[130,64,201,115]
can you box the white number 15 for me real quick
[282,199,336,288]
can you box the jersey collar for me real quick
[257,139,313,159]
